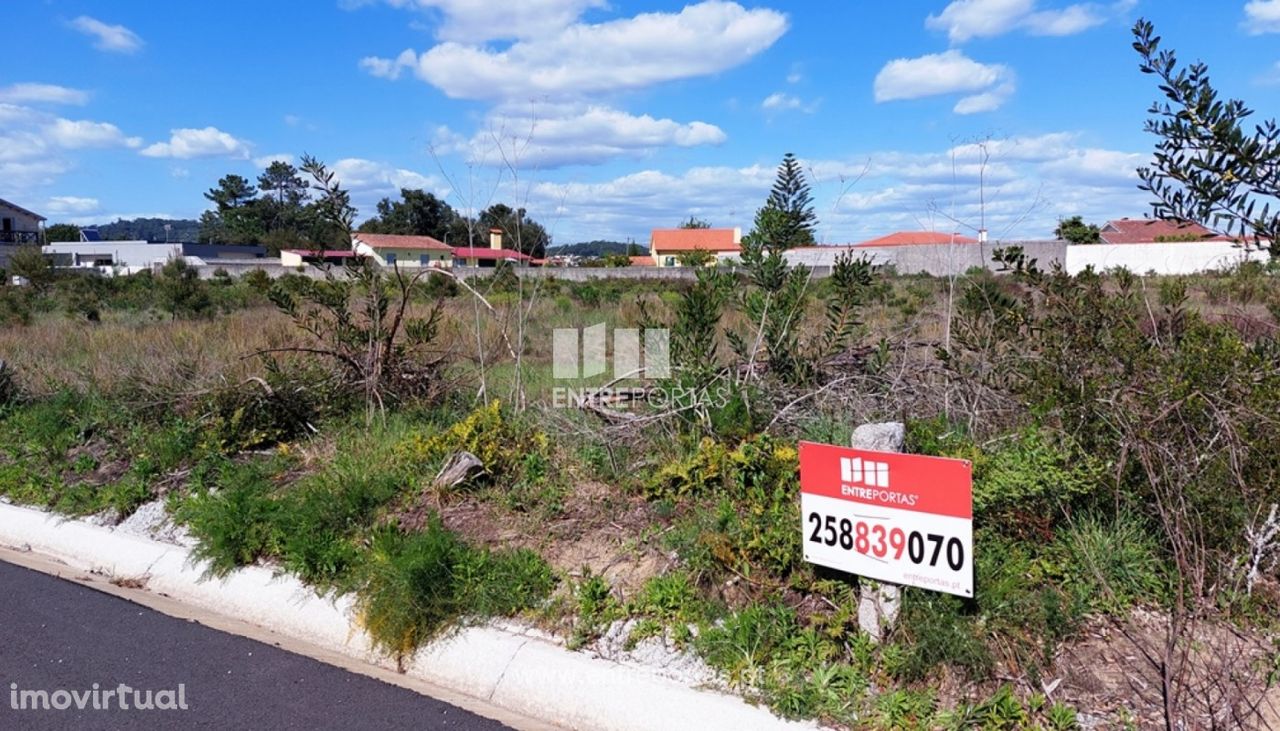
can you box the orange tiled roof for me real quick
[1099,218,1234,244]
[353,233,451,250]
[650,228,741,252]
[628,255,656,266]
[855,231,979,247]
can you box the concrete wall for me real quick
[456,265,705,282]
[197,260,330,280]
[784,241,1067,276]
[1063,241,1269,275]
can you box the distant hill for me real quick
[548,240,644,257]
[89,218,202,242]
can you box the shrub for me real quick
[651,435,803,580]
[179,459,284,576]
[1046,512,1170,613]
[398,401,547,487]
[569,572,622,649]
[201,361,333,452]
[274,462,406,589]
[353,517,555,664]
[156,258,212,319]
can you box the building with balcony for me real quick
[0,198,45,245]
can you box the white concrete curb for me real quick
[0,502,815,731]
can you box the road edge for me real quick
[0,502,815,731]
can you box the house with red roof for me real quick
[1098,218,1234,244]
[854,231,979,248]
[352,232,453,268]
[452,228,532,267]
[649,227,741,267]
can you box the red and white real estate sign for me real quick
[798,441,974,598]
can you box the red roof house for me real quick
[649,227,742,266]
[854,231,979,247]
[352,232,453,268]
[1098,219,1234,244]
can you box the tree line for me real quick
[196,161,554,257]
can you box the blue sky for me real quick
[3,0,1278,244]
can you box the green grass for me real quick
[354,518,555,663]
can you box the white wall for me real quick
[1064,242,1270,275]
[43,241,180,273]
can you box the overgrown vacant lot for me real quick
[3,254,1280,729]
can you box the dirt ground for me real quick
[399,478,672,601]
[1049,609,1280,729]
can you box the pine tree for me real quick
[764,152,817,249]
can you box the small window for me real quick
[1,218,11,233]
[385,252,397,265]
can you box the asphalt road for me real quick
[0,560,515,730]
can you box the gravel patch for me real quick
[114,499,196,547]
[590,619,722,688]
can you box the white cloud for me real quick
[517,133,1150,244]
[359,49,418,79]
[330,158,448,211]
[46,118,142,149]
[140,127,251,159]
[1259,60,1280,85]
[953,82,1016,114]
[70,16,144,54]
[254,153,294,167]
[925,0,1131,42]
[0,83,88,106]
[1245,0,1280,34]
[365,1,788,100]
[761,92,818,114]
[44,196,101,215]
[0,105,140,198]
[355,0,608,42]
[361,1,778,167]
[874,50,1014,112]
[434,104,726,167]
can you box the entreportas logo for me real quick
[841,456,889,488]
[552,323,669,380]
[549,322,728,411]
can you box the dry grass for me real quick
[0,307,296,398]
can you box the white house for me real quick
[352,233,453,268]
[0,198,45,244]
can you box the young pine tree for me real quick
[765,152,817,249]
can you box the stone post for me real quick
[852,421,904,643]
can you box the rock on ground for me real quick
[114,499,196,547]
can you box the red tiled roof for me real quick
[1099,218,1234,244]
[650,228,741,252]
[855,232,979,247]
[629,256,656,266]
[353,233,451,250]
[452,247,532,260]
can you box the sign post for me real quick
[799,430,973,639]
